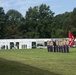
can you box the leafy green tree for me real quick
[25,4,54,38]
[38,4,54,38]
[4,9,23,38]
[53,12,73,37]
[25,6,39,38]
[70,8,76,36]
[0,6,76,39]
[0,7,6,38]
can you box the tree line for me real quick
[0,4,76,39]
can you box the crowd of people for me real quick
[47,38,69,53]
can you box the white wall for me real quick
[0,38,75,49]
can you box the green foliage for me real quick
[0,6,76,38]
[0,7,6,38]
[25,4,54,38]
[3,9,23,38]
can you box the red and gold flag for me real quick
[68,31,75,47]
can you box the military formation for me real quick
[47,38,69,53]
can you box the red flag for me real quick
[68,31,75,47]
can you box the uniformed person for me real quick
[47,41,50,52]
[66,39,69,53]
[55,40,59,52]
[53,40,56,52]
[63,38,67,53]
[58,40,63,52]
[60,41,64,52]
[58,41,61,52]
[49,41,53,52]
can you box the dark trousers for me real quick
[59,46,61,52]
[63,45,66,53]
[59,46,63,52]
[56,46,59,52]
[54,46,56,52]
[47,45,50,52]
[49,46,53,52]
[66,45,69,53]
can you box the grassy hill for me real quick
[0,48,76,75]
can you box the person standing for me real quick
[59,41,61,52]
[63,38,67,53]
[56,40,59,52]
[60,41,64,52]
[53,40,56,52]
[49,41,53,52]
[47,41,50,52]
[66,39,69,53]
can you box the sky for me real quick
[0,0,76,16]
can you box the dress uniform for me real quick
[63,39,67,53]
[59,41,61,52]
[49,41,53,52]
[56,40,59,52]
[53,40,56,52]
[58,40,63,52]
[47,41,50,52]
[66,39,69,53]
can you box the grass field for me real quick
[0,48,76,75]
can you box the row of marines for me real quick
[47,39,69,53]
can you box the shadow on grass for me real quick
[0,58,61,75]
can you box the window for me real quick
[22,45,27,49]
[10,42,14,49]
[32,42,36,48]
[16,42,19,49]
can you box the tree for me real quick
[0,7,6,38]
[53,12,73,37]
[0,5,76,39]
[4,9,23,38]
[25,4,54,38]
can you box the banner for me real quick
[68,31,75,47]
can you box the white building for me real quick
[0,39,53,49]
[0,38,76,50]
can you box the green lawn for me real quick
[0,48,76,75]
